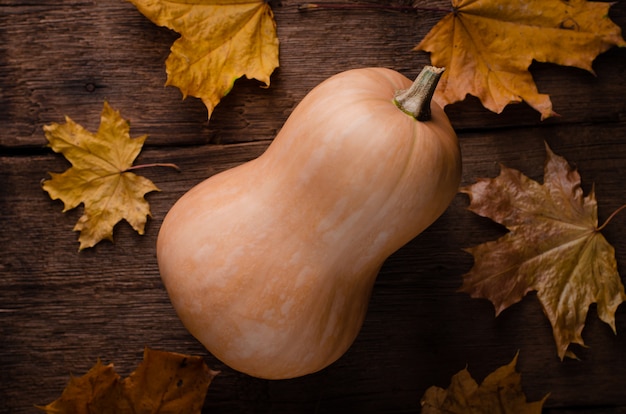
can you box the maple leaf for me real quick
[37,347,219,413]
[42,102,164,250]
[128,0,279,119]
[415,0,626,119]
[460,142,626,359]
[421,353,548,413]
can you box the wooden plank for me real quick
[0,144,267,412]
[3,121,626,412]
[1,1,625,148]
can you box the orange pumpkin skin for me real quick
[157,67,461,379]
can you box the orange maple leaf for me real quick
[128,0,280,119]
[415,0,626,119]
[460,143,626,359]
[421,353,548,413]
[37,347,219,413]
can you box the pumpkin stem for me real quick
[394,66,445,122]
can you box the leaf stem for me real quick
[597,203,626,231]
[298,2,451,13]
[125,163,181,173]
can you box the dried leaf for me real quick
[421,353,548,413]
[415,0,626,119]
[42,102,160,250]
[36,360,123,414]
[460,142,626,359]
[37,347,219,414]
[128,0,279,119]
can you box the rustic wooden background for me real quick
[2,0,626,412]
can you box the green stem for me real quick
[394,66,445,121]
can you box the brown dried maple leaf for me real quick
[128,0,279,119]
[460,143,626,359]
[37,347,219,414]
[415,0,626,119]
[421,353,548,413]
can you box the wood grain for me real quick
[1,0,626,412]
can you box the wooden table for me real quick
[2,1,626,412]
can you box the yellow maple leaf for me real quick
[128,0,279,119]
[42,102,162,250]
[37,347,219,413]
[460,142,626,359]
[421,353,548,413]
[415,0,626,119]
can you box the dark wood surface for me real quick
[2,0,626,412]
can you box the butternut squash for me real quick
[157,66,462,379]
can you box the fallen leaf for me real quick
[37,347,219,414]
[128,0,279,119]
[460,142,626,359]
[415,0,626,119]
[421,353,548,413]
[36,360,122,413]
[42,102,161,250]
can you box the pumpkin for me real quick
[156,66,462,379]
